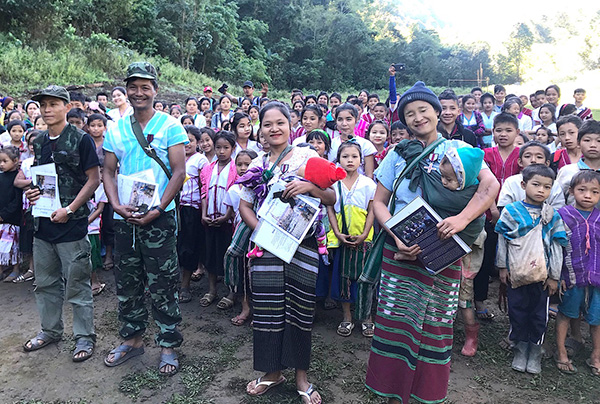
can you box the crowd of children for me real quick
[1,73,600,390]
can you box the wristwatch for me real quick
[152,206,166,216]
[65,206,74,216]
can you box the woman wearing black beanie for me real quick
[363,81,500,404]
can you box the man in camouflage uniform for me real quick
[102,62,187,375]
[23,86,101,362]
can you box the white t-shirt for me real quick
[328,136,377,175]
[224,184,243,226]
[233,140,261,159]
[332,175,377,213]
[193,114,207,128]
[87,184,108,235]
[497,173,564,210]
[181,153,209,209]
[532,123,557,135]
[532,107,540,125]
[107,105,133,129]
[518,114,533,132]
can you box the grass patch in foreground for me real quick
[465,313,600,403]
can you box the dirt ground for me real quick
[0,272,597,404]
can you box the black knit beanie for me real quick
[397,81,442,125]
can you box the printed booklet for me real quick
[118,169,160,215]
[252,180,321,263]
[385,196,471,275]
[30,163,61,218]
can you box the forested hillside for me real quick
[0,0,496,92]
[1,0,599,96]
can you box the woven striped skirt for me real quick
[251,237,319,372]
[365,237,460,404]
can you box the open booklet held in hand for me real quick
[251,180,321,263]
[385,196,471,275]
[30,163,61,218]
[117,169,160,216]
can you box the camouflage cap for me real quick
[31,85,70,103]
[125,61,158,81]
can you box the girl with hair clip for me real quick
[329,103,377,178]
[306,129,331,160]
[184,97,207,128]
[0,146,23,282]
[178,125,210,303]
[365,120,391,169]
[327,140,377,338]
[231,112,261,158]
[292,105,323,145]
[199,131,238,307]
[211,95,234,130]
[460,95,486,147]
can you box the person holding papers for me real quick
[22,85,100,363]
[102,62,187,376]
[364,81,500,404]
[239,102,335,404]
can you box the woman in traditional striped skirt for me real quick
[365,82,500,403]
[239,102,335,404]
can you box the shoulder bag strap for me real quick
[388,137,445,215]
[338,181,349,234]
[130,114,172,180]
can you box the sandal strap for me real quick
[160,352,179,368]
[298,383,315,399]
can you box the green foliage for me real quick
[0,0,498,92]
[580,11,600,70]
[0,32,220,96]
[496,23,534,83]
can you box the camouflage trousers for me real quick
[114,211,183,347]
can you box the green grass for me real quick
[455,314,600,403]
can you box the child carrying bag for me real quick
[507,204,553,288]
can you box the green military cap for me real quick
[125,61,158,81]
[31,85,70,103]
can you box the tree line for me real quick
[1,0,540,90]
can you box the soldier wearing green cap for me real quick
[102,62,187,375]
[22,85,101,362]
